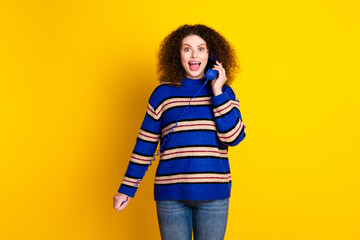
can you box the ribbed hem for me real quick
[154,182,231,201]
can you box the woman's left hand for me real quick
[211,60,227,96]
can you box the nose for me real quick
[191,50,197,58]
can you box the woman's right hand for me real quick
[113,192,130,212]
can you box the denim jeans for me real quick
[156,198,229,240]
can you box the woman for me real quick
[113,24,246,240]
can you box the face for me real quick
[180,35,209,79]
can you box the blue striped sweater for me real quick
[118,76,246,201]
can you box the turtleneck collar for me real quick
[181,76,208,87]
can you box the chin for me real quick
[186,70,205,79]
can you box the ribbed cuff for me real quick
[118,185,137,198]
[211,91,230,107]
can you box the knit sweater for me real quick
[118,76,246,201]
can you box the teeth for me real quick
[189,62,200,65]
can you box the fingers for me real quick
[113,194,130,212]
[116,199,129,212]
[212,61,226,75]
[212,61,227,81]
[210,61,227,93]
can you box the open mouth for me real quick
[188,61,201,71]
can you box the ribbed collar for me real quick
[180,76,208,87]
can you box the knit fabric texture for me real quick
[118,76,246,201]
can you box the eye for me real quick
[184,48,190,52]
[199,47,205,51]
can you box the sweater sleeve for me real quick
[118,88,162,198]
[211,85,246,147]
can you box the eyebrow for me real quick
[182,43,206,47]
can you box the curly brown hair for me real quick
[156,24,240,87]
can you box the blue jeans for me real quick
[156,198,229,240]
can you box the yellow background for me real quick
[1,0,359,239]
